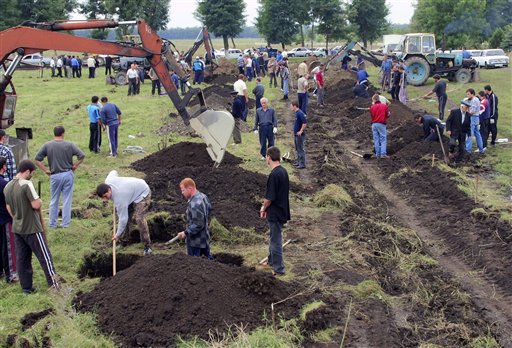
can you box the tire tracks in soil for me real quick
[342,141,512,347]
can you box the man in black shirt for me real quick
[423,74,448,120]
[414,113,444,141]
[260,146,290,276]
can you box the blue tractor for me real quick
[395,33,478,86]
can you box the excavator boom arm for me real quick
[0,19,234,165]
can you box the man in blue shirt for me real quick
[192,57,205,85]
[100,97,122,157]
[380,55,393,91]
[71,56,80,78]
[357,67,369,86]
[87,96,102,153]
[254,98,277,160]
[291,101,307,169]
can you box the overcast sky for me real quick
[168,0,415,28]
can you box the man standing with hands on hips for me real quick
[35,126,84,229]
[260,146,290,276]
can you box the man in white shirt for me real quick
[87,56,96,78]
[126,64,139,96]
[50,58,56,77]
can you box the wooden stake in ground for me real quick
[432,153,435,167]
[112,204,117,276]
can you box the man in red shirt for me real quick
[369,94,391,158]
[316,64,325,107]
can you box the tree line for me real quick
[1,0,510,51]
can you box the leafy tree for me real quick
[80,0,109,39]
[104,0,170,35]
[292,0,313,47]
[501,24,512,51]
[412,0,487,50]
[0,0,21,30]
[484,0,512,33]
[256,0,298,49]
[489,27,505,48]
[347,0,389,47]
[311,0,346,49]
[195,0,246,52]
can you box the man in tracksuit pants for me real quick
[4,160,59,294]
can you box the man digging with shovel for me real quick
[96,170,152,256]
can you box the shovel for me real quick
[354,107,370,111]
[436,125,450,164]
[350,150,373,160]
[165,235,180,245]
[259,239,293,264]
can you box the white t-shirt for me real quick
[233,79,247,96]
[127,68,139,79]
[245,58,252,67]
[311,66,320,81]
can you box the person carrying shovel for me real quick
[96,170,152,256]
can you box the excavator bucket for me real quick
[189,109,235,167]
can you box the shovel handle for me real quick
[165,235,180,245]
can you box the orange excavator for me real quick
[0,19,234,166]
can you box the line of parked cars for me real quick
[444,49,509,68]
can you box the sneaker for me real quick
[260,156,265,160]
[143,247,153,256]
[380,155,390,159]
[272,271,285,277]
[23,287,38,295]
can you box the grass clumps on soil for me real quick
[300,301,325,320]
[352,279,388,302]
[470,208,489,220]
[313,184,352,209]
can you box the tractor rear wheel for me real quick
[405,56,431,86]
[115,71,128,85]
[455,68,471,84]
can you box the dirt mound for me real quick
[75,253,304,347]
[132,142,269,235]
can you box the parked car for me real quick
[472,49,509,68]
[311,48,328,57]
[21,53,52,67]
[287,47,312,57]
[216,48,243,59]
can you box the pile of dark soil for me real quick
[75,253,304,347]
[132,142,269,236]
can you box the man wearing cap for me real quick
[192,57,205,85]
[446,100,471,162]
[423,75,448,120]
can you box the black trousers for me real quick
[151,80,161,95]
[438,94,447,120]
[88,67,95,78]
[105,66,112,75]
[89,122,101,152]
[56,67,62,77]
[489,114,498,145]
[391,85,400,100]
[480,119,490,148]
[449,132,467,161]
[0,223,13,281]
[15,232,58,291]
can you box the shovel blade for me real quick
[190,110,235,166]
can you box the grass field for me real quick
[0,51,510,346]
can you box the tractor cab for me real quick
[397,33,437,64]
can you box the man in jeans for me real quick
[35,126,85,228]
[254,98,277,160]
[315,64,325,107]
[100,97,122,157]
[464,89,484,154]
[96,170,152,255]
[260,146,290,276]
[291,101,307,169]
[369,94,391,159]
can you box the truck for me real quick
[0,19,234,166]
[381,34,402,54]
